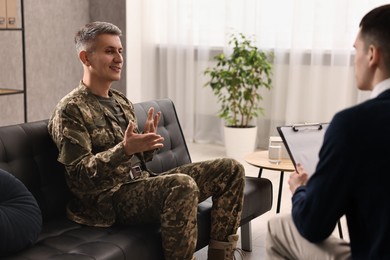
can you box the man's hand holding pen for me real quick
[288,163,309,194]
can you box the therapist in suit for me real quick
[266,4,390,260]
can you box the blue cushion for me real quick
[0,169,42,255]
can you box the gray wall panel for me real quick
[24,0,90,123]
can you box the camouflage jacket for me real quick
[48,82,152,227]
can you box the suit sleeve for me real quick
[291,111,355,242]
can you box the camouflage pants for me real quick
[112,158,245,260]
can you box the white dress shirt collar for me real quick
[370,78,390,98]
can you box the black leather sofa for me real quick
[0,98,273,259]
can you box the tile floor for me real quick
[187,142,350,260]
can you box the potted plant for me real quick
[204,32,273,159]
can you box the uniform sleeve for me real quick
[48,101,132,192]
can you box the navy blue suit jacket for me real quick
[292,89,390,259]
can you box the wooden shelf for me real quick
[0,88,24,95]
[0,0,27,122]
[0,28,22,31]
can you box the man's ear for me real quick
[368,45,380,68]
[79,50,91,66]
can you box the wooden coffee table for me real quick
[245,150,294,213]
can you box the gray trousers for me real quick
[112,158,245,260]
[266,214,351,260]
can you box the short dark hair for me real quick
[74,21,122,53]
[359,4,390,71]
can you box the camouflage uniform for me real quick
[48,82,245,260]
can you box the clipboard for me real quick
[277,123,329,177]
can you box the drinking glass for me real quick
[268,143,282,164]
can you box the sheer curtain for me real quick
[126,0,386,149]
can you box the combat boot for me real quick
[207,234,245,260]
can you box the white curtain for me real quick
[126,0,385,149]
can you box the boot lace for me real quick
[233,248,246,259]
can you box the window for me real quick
[151,0,388,50]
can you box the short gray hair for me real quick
[74,21,122,53]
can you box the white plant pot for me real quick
[224,126,257,160]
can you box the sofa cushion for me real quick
[8,218,164,260]
[0,169,42,255]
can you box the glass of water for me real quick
[268,143,282,164]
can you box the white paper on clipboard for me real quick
[277,123,329,177]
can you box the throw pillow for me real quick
[0,169,42,255]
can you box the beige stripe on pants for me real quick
[266,214,351,260]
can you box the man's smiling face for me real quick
[86,34,123,83]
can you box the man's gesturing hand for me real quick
[123,115,164,156]
[143,107,161,134]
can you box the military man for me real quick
[48,21,245,260]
